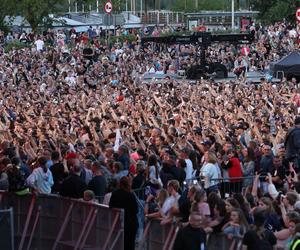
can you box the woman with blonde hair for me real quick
[200,151,220,192]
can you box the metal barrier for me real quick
[0,192,124,250]
[0,207,14,250]
[139,219,243,250]
[138,219,178,250]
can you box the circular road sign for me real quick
[296,8,300,22]
[104,1,113,14]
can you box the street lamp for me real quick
[231,0,235,30]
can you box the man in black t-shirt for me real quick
[173,212,206,250]
[271,155,286,190]
[50,151,67,193]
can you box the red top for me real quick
[228,157,243,182]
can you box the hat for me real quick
[201,140,211,146]
[235,123,245,130]
[65,152,78,160]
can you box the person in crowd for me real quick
[26,156,54,194]
[200,151,220,192]
[223,208,248,239]
[173,212,207,250]
[242,209,277,250]
[285,117,300,171]
[60,159,87,198]
[88,161,107,203]
[191,189,211,227]
[50,151,68,193]
[241,147,255,187]
[0,21,300,250]
[160,180,181,223]
[109,176,138,250]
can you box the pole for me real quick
[140,0,142,18]
[75,1,78,13]
[126,0,128,12]
[231,0,235,30]
[68,0,71,13]
[96,0,99,13]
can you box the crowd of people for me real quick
[0,20,300,250]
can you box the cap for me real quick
[201,140,211,146]
[235,123,245,130]
[65,152,78,160]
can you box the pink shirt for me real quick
[198,202,211,217]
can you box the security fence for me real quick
[0,192,124,250]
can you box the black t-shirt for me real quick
[88,175,107,199]
[50,162,67,193]
[243,229,277,250]
[271,165,286,189]
[179,200,191,222]
[83,48,94,60]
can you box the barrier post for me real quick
[52,201,74,250]
[103,211,120,250]
[79,209,98,250]
[26,205,41,250]
[74,206,95,250]
[162,224,175,250]
[137,220,152,250]
[18,194,36,250]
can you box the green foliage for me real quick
[18,0,64,33]
[250,0,299,24]
[0,0,16,33]
[171,0,230,12]
[4,40,31,53]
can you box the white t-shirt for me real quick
[161,193,180,217]
[200,163,219,188]
[35,39,44,51]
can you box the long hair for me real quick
[119,176,131,192]
[146,154,159,179]
[245,147,256,162]
[231,208,249,234]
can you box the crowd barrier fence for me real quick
[0,191,124,250]
[137,219,244,250]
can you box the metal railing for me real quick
[0,207,14,250]
[0,192,124,250]
[138,219,244,250]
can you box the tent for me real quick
[270,51,300,79]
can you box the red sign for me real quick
[296,8,300,22]
[104,1,113,14]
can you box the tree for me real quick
[250,0,299,24]
[18,0,63,33]
[0,0,16,32]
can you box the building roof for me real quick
[185,10,259,18]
